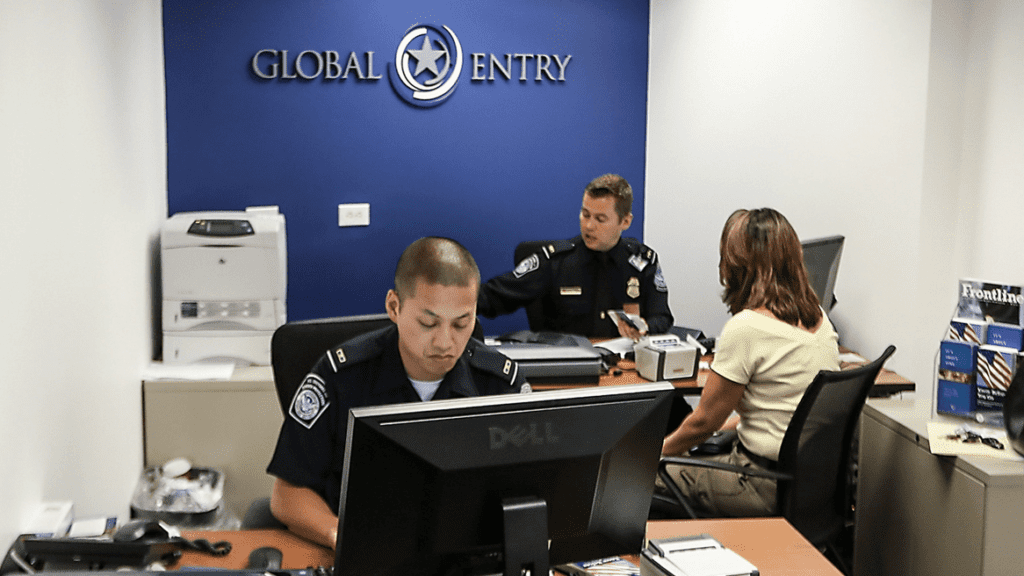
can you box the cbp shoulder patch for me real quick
[289,374,331,430]
[513,254,540,278]
[654,265,668,292]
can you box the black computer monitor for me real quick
[334,382,674,576]
[801,235,844,312]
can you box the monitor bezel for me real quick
[801,234,844,312]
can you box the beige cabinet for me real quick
[142,366,281,519]
[855,399,1024,576]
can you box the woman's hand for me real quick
[662,371,745,456]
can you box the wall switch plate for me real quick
[338,203,370,227]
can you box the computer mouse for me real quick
[112,519,172,543]
[247,546,283,570]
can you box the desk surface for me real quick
[181,518,840,575]
[863,398,1024,484]
[536,346,913,397]
[642,518,842,576]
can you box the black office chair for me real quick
[241,313,394,529]
[653,345,896,575]
[268,313,394,415]
[513,240,558,332]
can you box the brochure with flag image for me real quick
[938,279,1024,420]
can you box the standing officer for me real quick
[267,237,528,549]
[478,174,673,339]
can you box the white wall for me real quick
[0,1,166,547]
[958,0,1024,279]
[647,0,1024,411]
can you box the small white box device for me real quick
[26,501,74,537]
[641,534,758,576]
[634,335,700,381]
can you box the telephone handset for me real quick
[112,519,175,543]
[2,520,231,573]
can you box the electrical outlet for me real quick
[338,203,370,227]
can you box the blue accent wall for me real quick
[163,0,650,336]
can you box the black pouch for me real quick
[689,429,737,456]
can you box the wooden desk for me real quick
[178,528,333,570]
[181,518,840,575]
[537,347,914,397]
[639,518,842,576]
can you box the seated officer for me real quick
[478,173,673,339]
[267,237,528,548]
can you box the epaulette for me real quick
[324,329,389,373]
[465,339,520,388]
[538,238,576,260]
[622,237,657,263]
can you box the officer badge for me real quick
[627,277,640,299]
[289,374,331,430]
[513,254,540,278]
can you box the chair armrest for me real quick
[656,456,794,519]
[659,456,793,482]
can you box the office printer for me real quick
[634,334,700,381]
[161,206,286,365]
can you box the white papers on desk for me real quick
[640,534,757,576]
[594,336,636,358]
[142,361,235,381]
[926,421,1023,461]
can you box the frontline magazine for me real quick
[938,279,1024,419]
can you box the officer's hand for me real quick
[616,319,646,341]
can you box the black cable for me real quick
[171,537,233,556]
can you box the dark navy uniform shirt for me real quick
[478,236,673,337]
[267,323,526,512]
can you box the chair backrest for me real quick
[776,345,896,547]
[514,240,556,332]
[270,313,393,414]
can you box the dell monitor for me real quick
[801,235,844,312]
[334,382,675,576]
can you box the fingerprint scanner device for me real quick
[634,334,700,381]
[161,206,286,365]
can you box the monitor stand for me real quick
[502,496,549,576]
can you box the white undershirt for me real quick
[409,377,443,401]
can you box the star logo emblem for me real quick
[388,24,463,107]
[407,34,447,80]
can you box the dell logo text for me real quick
[489,422,559,449]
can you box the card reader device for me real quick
[634,334,700,381]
